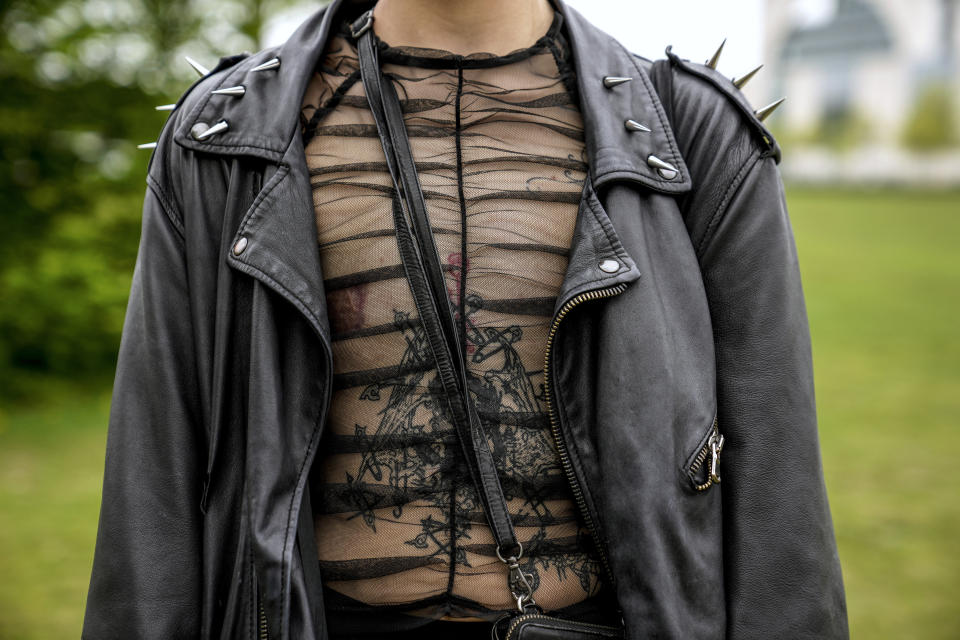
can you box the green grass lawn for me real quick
[1,188,958,639]
[788,187,960,639]
[0,376,112,640]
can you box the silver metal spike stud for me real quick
[250,57,280,72]
[137,142,157,150]
[184,55,209,77]
[625,119,652,133]
[732,64,763,90]
[211,85,246,97]
[155,104,177,111]
[754,97,786,122]
[192,120,229,140]
[603,76,633,89]
[647,154,678,180]
[705,38,726,70]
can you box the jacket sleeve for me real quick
[82,178,204,639]
[695,153,849,638]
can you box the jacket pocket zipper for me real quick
[687,416,724,491]
[542,282,629,591]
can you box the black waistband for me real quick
[323,583,620,638]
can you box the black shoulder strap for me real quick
[350,11,537,609]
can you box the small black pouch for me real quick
[496,612,623,640]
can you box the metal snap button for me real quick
[191,122,210,139]
[598,259,620,273]
[232,236,248,255]
[192,120,229,141]
[647,155,679,181]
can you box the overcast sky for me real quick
[564,0,766,76]
[264,0,833,92]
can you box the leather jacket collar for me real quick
[172,0,692,195]
[164,0,695,354]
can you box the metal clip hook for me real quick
[496,542,536,612]
[508,560,536,611]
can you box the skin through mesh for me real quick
[300,11,604,621]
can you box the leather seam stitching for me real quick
[236,164,291,237]
[145,175,186,242]
[664,51,781,162]
[584,182,632,268]
[695,149,762,257]
[279,376,326,640]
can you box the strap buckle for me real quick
[350,9,374,39]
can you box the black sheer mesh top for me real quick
[300,7,613,631]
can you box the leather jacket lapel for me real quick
[224,134,332,347]
[167,0,694,332]
[553,0,692,194]
[556,178,643,312]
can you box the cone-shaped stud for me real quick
[184,55,209,77]
[250,57,280,72]
[603,76,633,89]
[732,64,763,89]
[705,38,726,70]
[647,155,678,173]
[754,97,786,122]
[625,119,652,133]
[155,104,177,111]
[193,120,229,140]
[137,142,157,149]
[647,154,678,179]
[211,85,246,97]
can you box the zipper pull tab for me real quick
[709,433,725,484]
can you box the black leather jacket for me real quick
[82,0,849,638]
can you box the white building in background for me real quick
[760,0,960,184]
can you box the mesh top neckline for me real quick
[339,9,565,69]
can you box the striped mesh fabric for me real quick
[300,9,604,621]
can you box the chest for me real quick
[302,36,590,355]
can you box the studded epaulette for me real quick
[655,40,784,164]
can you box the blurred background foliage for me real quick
[0,0,309,401]
[902,82,959,149]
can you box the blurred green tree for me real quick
[901,82,959,150]
[0,0,322,400]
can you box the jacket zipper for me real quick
[258,593,269,640]
[687,416,724,491]
[542,282,629,591]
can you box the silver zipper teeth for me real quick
[688,416,720,491]
[542,283,629,590]
[252,284,628,639]
[258,596,268,640]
